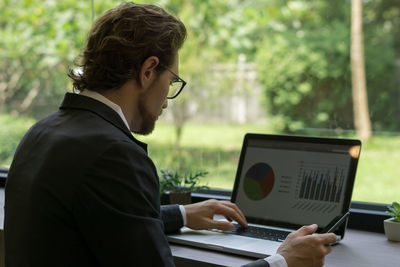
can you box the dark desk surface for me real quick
[1,189,399,266]
[170,228,400,267]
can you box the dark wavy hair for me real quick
[68,2,187,92]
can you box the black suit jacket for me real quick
[4,93,268,267]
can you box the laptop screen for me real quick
[232,134,361,231]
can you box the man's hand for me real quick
[184,199,247,231]
[277,224,337,267]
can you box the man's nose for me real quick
[163,99,168,109]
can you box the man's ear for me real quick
[138,56,160,89]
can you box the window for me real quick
[1,0,399,209]
[137,0,400,206]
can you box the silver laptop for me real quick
[168,133,361,258]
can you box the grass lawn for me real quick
[137,122,400,204]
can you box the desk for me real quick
[0,188,399,267]
[170,229,400,267]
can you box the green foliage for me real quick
[0,114,35,166]
[255,0,399,132]
[159,170,209,194]
[1,0,399,132]
[363,26,398,131]
[0,0,84,114]
[256,21,353,132]
[387,202,400,222]
[0,0,121,116]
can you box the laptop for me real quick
[167,133,361,258]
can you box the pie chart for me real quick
[243,162,275,200]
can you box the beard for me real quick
[132,96,157,135]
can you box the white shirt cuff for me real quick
[264,254,288,267]
[179,205,187,226]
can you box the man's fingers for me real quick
[214,204,246,227]
[209,219,235,231]
[218,201,248,227]
[319,233,338,244]
[221,201,246,221]
[292,224,318,237]
[323,243,333,255]
[224,216,233,222]
[184,200,248,231]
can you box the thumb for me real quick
[295,224,318,236]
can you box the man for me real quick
[4,3,336,267]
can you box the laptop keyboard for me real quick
[223,223,291,242]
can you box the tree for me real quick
[351,0,372,141]
[0,0,122,117]
[0,0,88,116]
[255,0,399,133]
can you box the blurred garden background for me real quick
[1,0,399,203]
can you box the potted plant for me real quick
[159,170,209,205]
[384,201,400,242]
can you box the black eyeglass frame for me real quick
[159,64,187,99]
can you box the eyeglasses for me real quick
[161,66,186,99]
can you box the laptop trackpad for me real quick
[169,227,281,258]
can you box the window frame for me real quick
[0,168,6,187]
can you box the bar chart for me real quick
[297,161,345,203]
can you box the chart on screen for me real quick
[243,162,275,201]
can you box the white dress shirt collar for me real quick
[79,90,130,131]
